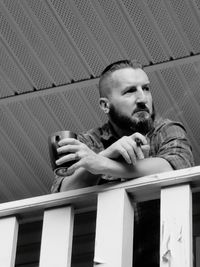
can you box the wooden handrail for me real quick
[0,166,199,218]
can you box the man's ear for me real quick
[99,97,110,114]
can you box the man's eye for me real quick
[143,85,150,91]
[125,88,136,94]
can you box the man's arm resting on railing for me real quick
[52,133,193,193]
[58,156,172,192]
[58,167,101,192]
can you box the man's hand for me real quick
[100,132,150,164]
[56,138,107,176]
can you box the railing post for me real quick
[0,216,19,267]
[39,206,74,267]
[160,184,192,267]
[93,189,134,267]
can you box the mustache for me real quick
[133,105,150,114]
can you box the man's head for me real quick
[99,59,155,135]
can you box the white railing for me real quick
[1,166,200,267]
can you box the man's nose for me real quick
[136,88,147,103]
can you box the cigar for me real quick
[135,138,143,147]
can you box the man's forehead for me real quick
[99,67,150,97]
[110,67,150,84]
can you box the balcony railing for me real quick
[1,166,200,267]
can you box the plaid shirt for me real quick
[51,116,194,193]
[51,117,194,266]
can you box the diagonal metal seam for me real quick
[21,0,73,82]
[91,0,130,60]
[189,0,200,26]
[1,0,55,85]
[77,85,105,125]
[20,100,56,165]
[0,1,51,88]
[137,0,172,57]
[0,105,52,192]
[162,0,193,52]
[175,64,200,113]
[0,33,33,93]
[0,152,32,198]
[6,102,52,170]
[56,91,85,131]
[166,0,200,52]
[0,124,47,195]
[74,0,127,61]
[0,66,16,96]
[46,0,94,76]
[68,0,111,65]
[12,0,69,85]
[116,0,161,61]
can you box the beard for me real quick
[109,103,155,135]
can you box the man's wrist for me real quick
[99,149,109,157]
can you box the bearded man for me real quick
[51,59,193,190]
[51,59,194,266]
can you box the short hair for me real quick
[101,59,143,76]
[99,59,143,96]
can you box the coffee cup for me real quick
[48,130,77,176]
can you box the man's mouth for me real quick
[133,107,149,115]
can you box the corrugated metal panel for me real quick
[95,0,150,63]
[0,42,33,96]
[49,0,106,75]
[0,1,52,89]
[24,0,90,81]
[2,0,69,86]
[167,0,200,53]
[145,0,190,57]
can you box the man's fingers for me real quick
[141,144,150,158]
[121,142,137,164]
[119,146,132,164]
[56,153,77,165]
[58,138,80,146]
[134,145,144,160]
[123,137,144,163]
[57,144,78,154]
[131,133,148,145]
[66,161,80,175]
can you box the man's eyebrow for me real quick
[124,82,150,89]
[122,81,150,92]
[143,81,150,85]
[141,82,150,88]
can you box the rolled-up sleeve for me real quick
[155,122,194,170]
[51,175,65,193]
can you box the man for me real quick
[51,59,194,266]
[51,59,194,191]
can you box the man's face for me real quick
[105,67,154,134]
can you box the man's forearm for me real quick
[60,167,101,192]
[97,156,173,179]
[60,156,173,191]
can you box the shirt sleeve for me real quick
[51,175,65,193]
[50,132,103,193]
[156,121,194,170]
